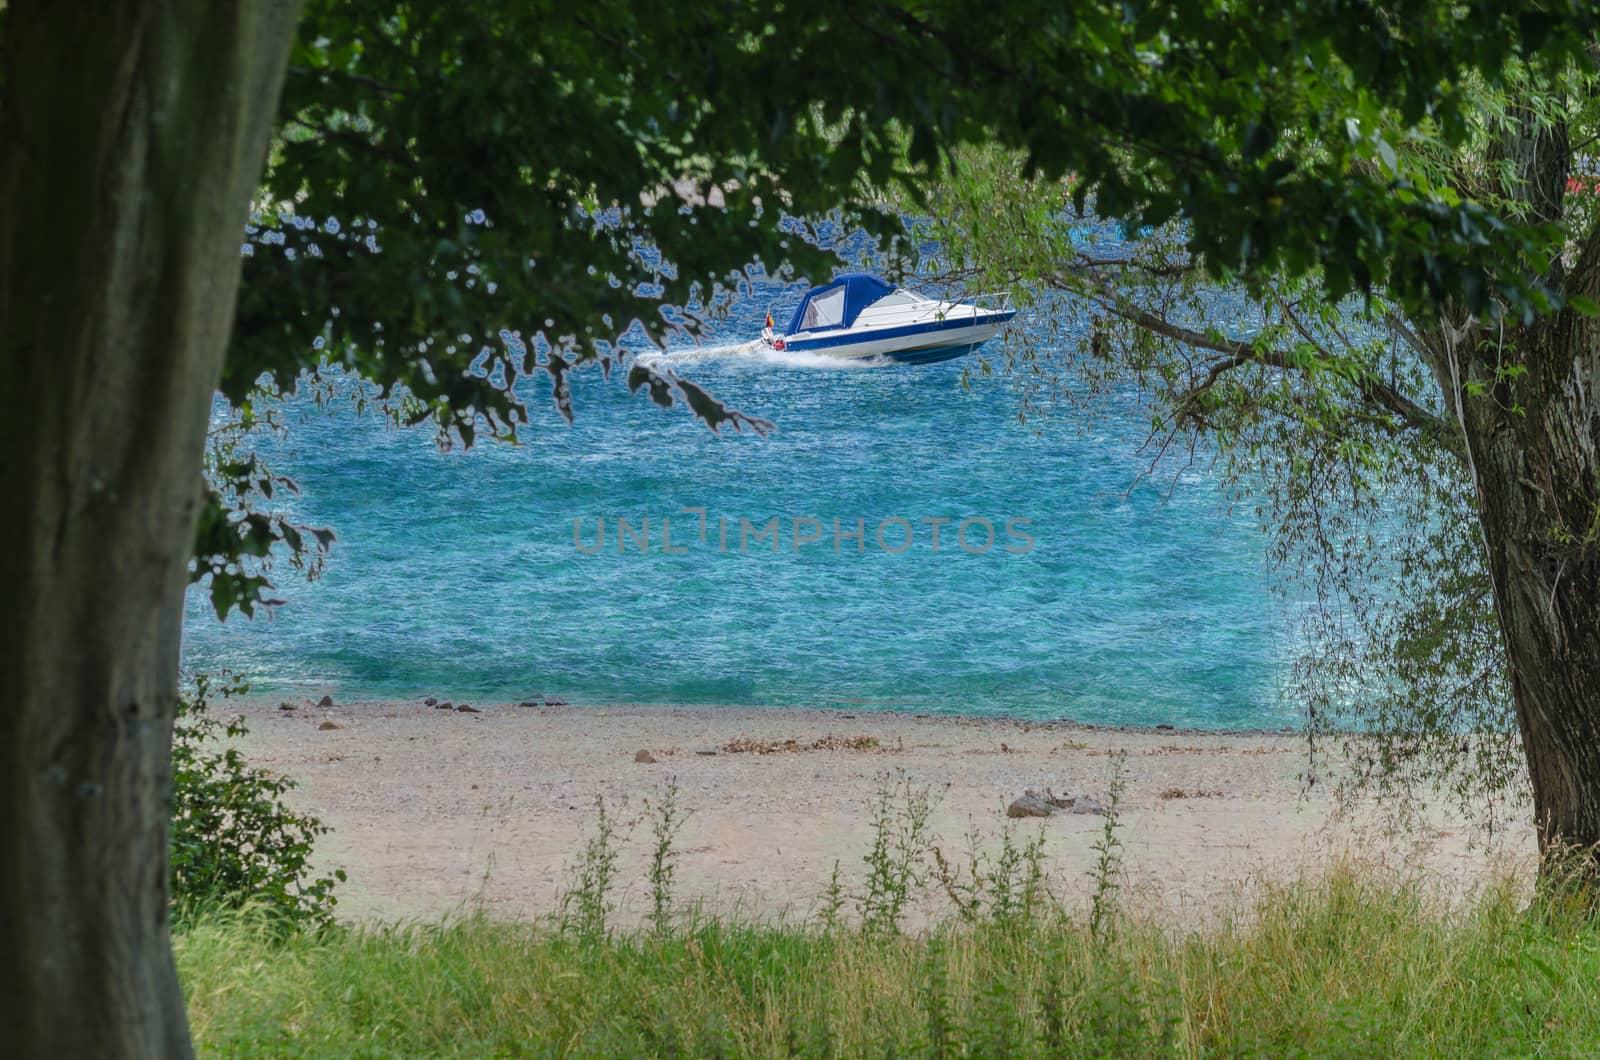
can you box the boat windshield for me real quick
[801,286,847,330]
[784,274,895,335]
[868,290,932,309]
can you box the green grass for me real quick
[177,866,1600,1058]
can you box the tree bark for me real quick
[1458,338,1600,868]
[0,2,300,1054]
[1439,102,1600,876]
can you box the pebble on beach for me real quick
[634,749,658,764]
[318,695,334,708]
[318,720,341,731]
[1006,789,1109,818]
[1007,792,1054,818]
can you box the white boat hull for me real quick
[763,278,1015,365]
[778,319,1006,363]
[765,304,1014,364]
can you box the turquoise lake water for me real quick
[181,278,1299,729]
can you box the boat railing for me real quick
[905,290,1013,324]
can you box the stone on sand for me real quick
[1007,791,1055,818]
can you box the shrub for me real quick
[170,672,343,928]
[859,774,938,934]
[559,794,626,940]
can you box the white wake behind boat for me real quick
[761,274,1015,365]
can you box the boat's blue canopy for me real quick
[783,273,893,335]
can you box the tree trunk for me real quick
[1416,101,1600,879]
[1461,346,1600,869]
[0,2,300,1054]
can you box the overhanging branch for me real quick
[1048,267,1463,459]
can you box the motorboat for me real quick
[761,273,1015,364]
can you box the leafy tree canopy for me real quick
[199,1,1600,616]
[900,51,1600,827]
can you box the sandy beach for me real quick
[232,695,1535,928]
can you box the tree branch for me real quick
[1050,268,1462,458]
[1382,309,1439,362]
[1068,253,1195,279]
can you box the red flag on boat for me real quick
[765,310,774,329]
